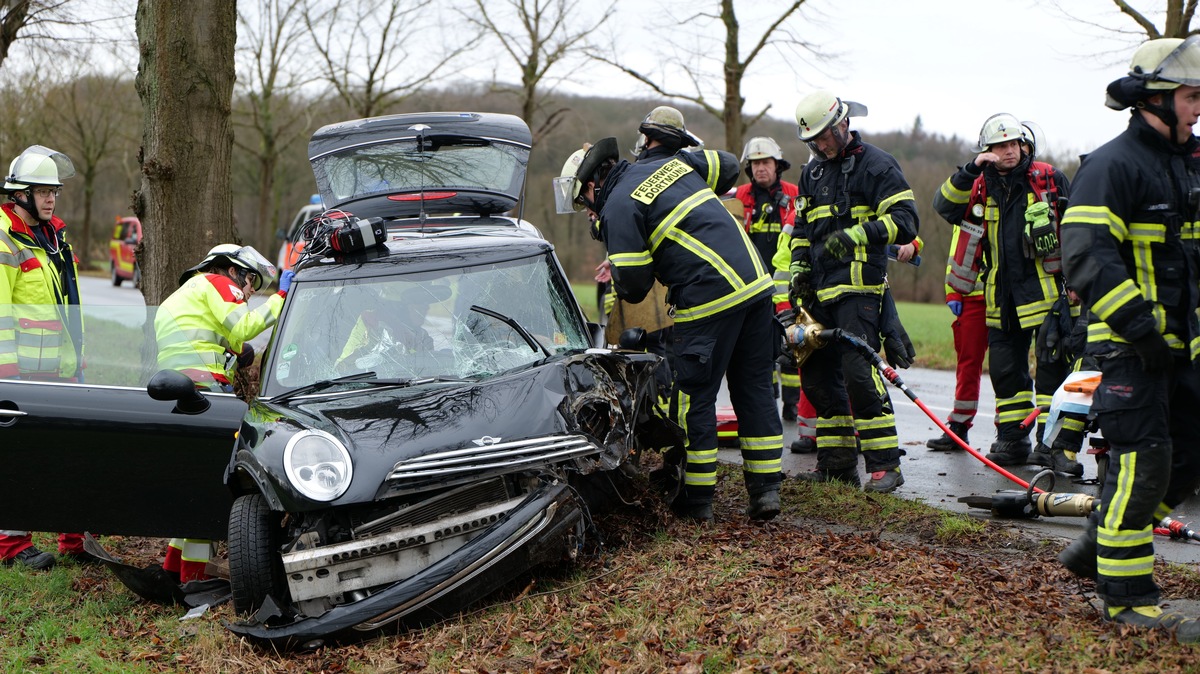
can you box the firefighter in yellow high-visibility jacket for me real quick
[154,244,293,582]
[0,145,91,571]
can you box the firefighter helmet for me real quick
[180,244,277,290]
[1021,120,1045,159]
[795,91,867,141]
[740,136,791,176]
[637,105,701,149]
[4,145,75,191]
[552,137,619,215]
[1107,36,1200,109]
[972,113,1029,153]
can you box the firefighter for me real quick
[1058,36,1200,641]
[154,244,293,582]
[788,91,919,493]
[733,137,813,436]
[554,132,783,522]
[933,113,1079,473]
[0,145,91,570]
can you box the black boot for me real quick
[927,422,968,451]
[1058,519,1097,580]
[795,467,861,488]
[790,436,816,454]
[986,438,1031,466]
[3,546,55,571]
[746,488,780,521]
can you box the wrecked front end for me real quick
[226,351,680,646]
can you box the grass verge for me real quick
[4,466,1199,672]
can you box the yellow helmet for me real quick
[1107,36,1200,110]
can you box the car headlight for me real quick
[283,429,353,502]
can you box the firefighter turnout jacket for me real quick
[155,272,285,388]
[0,203,82,380]
[737,179,798,306]
[935,155,1069,330]
[598,149,773,323]
[1061,114,1200,358]
[789,131,919,303]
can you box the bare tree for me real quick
[1110,0,1197,38]
[45,71,138,269]
[134,0,237,305]
[235,0,320,252]
[591,0,819,153]
[1051,0,1198,55]
[461,0,612,143]
[304,0,479,119]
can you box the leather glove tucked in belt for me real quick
[1024,201,1059,258]
[1131,331,1172,374]
[824,225,868,259]
[880,288,916,369]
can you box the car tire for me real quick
[110,263,122,287]
[228,493,287,616]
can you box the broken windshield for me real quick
[264,254,589,396]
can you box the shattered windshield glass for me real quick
[264,254,589,395]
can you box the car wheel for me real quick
[228,493,287,616]
[110,263,122,287]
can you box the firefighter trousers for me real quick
[950,296,988,427]
[1091,352,1200,607]
[988,323,1068,442]
[800,294,900,473]
[671,298,783,506]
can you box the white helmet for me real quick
[740,136,791,177]
[795,91,867,142]
[4,145,75,191]
[972,113,1029,153]
[552,137,619,215]
[1020,120,1044,159]
[180,244,277,290]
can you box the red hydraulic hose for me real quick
[821,329,1045,494]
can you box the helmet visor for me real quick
[1155,35,1200,86]
[552,175,582,214]
[231,246,277,291]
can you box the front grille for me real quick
[353,477,510,538]
[387,434,599,481]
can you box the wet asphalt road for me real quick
[717,364,1200,568]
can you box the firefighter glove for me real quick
[824,225,867,259]
[236,344,255,368]
[881,289,915,369]
[279,269,295,293]
[1024,202,1059,257]
[789,259,814,308]
[1132,331,1172,374]
[947,300,962,316]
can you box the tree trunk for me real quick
[134,0,237,306]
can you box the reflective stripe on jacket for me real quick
[1061,114,1200,359]
[788,132,919,303]
[934,158,1069,330]
[156,272,284,385]
[0,204,81,379]
[598,149,772,323]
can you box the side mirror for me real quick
[618,327,648,351]
[147,369,210,415]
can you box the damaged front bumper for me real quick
[224,481,579,645]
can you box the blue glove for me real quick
[278,270,295,293]
[947,300,962,316]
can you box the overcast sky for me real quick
[542,0,1158,160]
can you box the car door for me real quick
[0,380,246,539]
[0,303,248,540]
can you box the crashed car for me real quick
[0,112,681,646]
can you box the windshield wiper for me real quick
[469,304,552,358]
[270,371,387,403]
[270,373,477,403]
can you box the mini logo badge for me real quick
[473,435,502,447]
